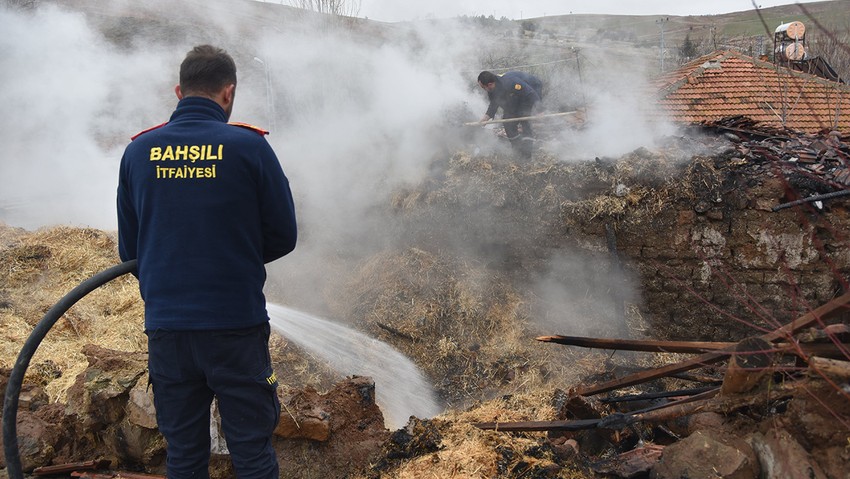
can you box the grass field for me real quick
[535,1,850,46]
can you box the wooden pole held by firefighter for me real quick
[463,110,582,126]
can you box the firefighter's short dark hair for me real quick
[477,71,499,85]
[179,45,237,97]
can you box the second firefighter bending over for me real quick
[477,70,543,150]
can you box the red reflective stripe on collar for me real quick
[131,122,168,141]
[228,122,269,136]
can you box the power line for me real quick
[463,57,576,74]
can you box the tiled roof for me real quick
[654,50,850,134]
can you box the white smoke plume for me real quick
[1,0,663,341]
[0,4,174,228]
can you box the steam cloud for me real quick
[1,1,667,340]
[0,5,173,228]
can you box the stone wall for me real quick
[617,176,850,341]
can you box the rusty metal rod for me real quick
[473,417,601,432]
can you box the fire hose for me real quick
[2,260,138,479]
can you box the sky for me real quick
[357,0,828,22]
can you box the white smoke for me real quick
[0,3,484,238]
[1,0,663,373]
[0,5,174,229]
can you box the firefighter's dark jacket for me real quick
[485,71,542,119]
[117,96,297,331]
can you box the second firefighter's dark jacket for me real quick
[485,71,543,118]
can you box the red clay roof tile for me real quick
[654,50,850,133]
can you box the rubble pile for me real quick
[707,115,850,191]
[473,296,850,478]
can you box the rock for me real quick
[706,209,724,221]
[685,412,728,435]
[274,376,390,478]
[61,345,163,470]
[592,444,664,477]
[550,438,579,461]
[65,344,148,431]
[748,429,827,479]
[6,408,61,472]
[694,201,711,214]
[614,183,630,197]
[651,430,759,479]
[18,384,49,412]
[782,380,850,479]
[275,406,331,441]
[127,373,157,429]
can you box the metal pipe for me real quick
[771,189,850,211]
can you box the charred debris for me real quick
[463,119,850,478]
[470,296,850,478]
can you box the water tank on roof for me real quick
[774,21,807,63]
[776,42,807,61]
[775,21,806,40]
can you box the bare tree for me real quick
[288,0,361,18]
[2,0,39,9]
[806,27,850,83]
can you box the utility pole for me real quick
[656,17,669,72]
[253,57,276,132]
[711,24,717,50]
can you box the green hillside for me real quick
[535,1,850,44]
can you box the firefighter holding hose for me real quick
[117,45,297,479]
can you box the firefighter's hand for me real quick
[479,114,490,124]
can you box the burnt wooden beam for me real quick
[476,388,719,432]
[33,460,110,475]
[600,386,717,403]
[536,335,850,358]
[720,337,774,395]
[473,418,601,432]
[536,335,731,353]
[574,291,850,397]
[809,357,850,380]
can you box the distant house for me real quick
[654,50,850,134]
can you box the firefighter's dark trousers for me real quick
[503,105,536,158]
[147,323,280,479]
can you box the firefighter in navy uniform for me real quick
[478,70,543,157]
[117,45,296,479]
